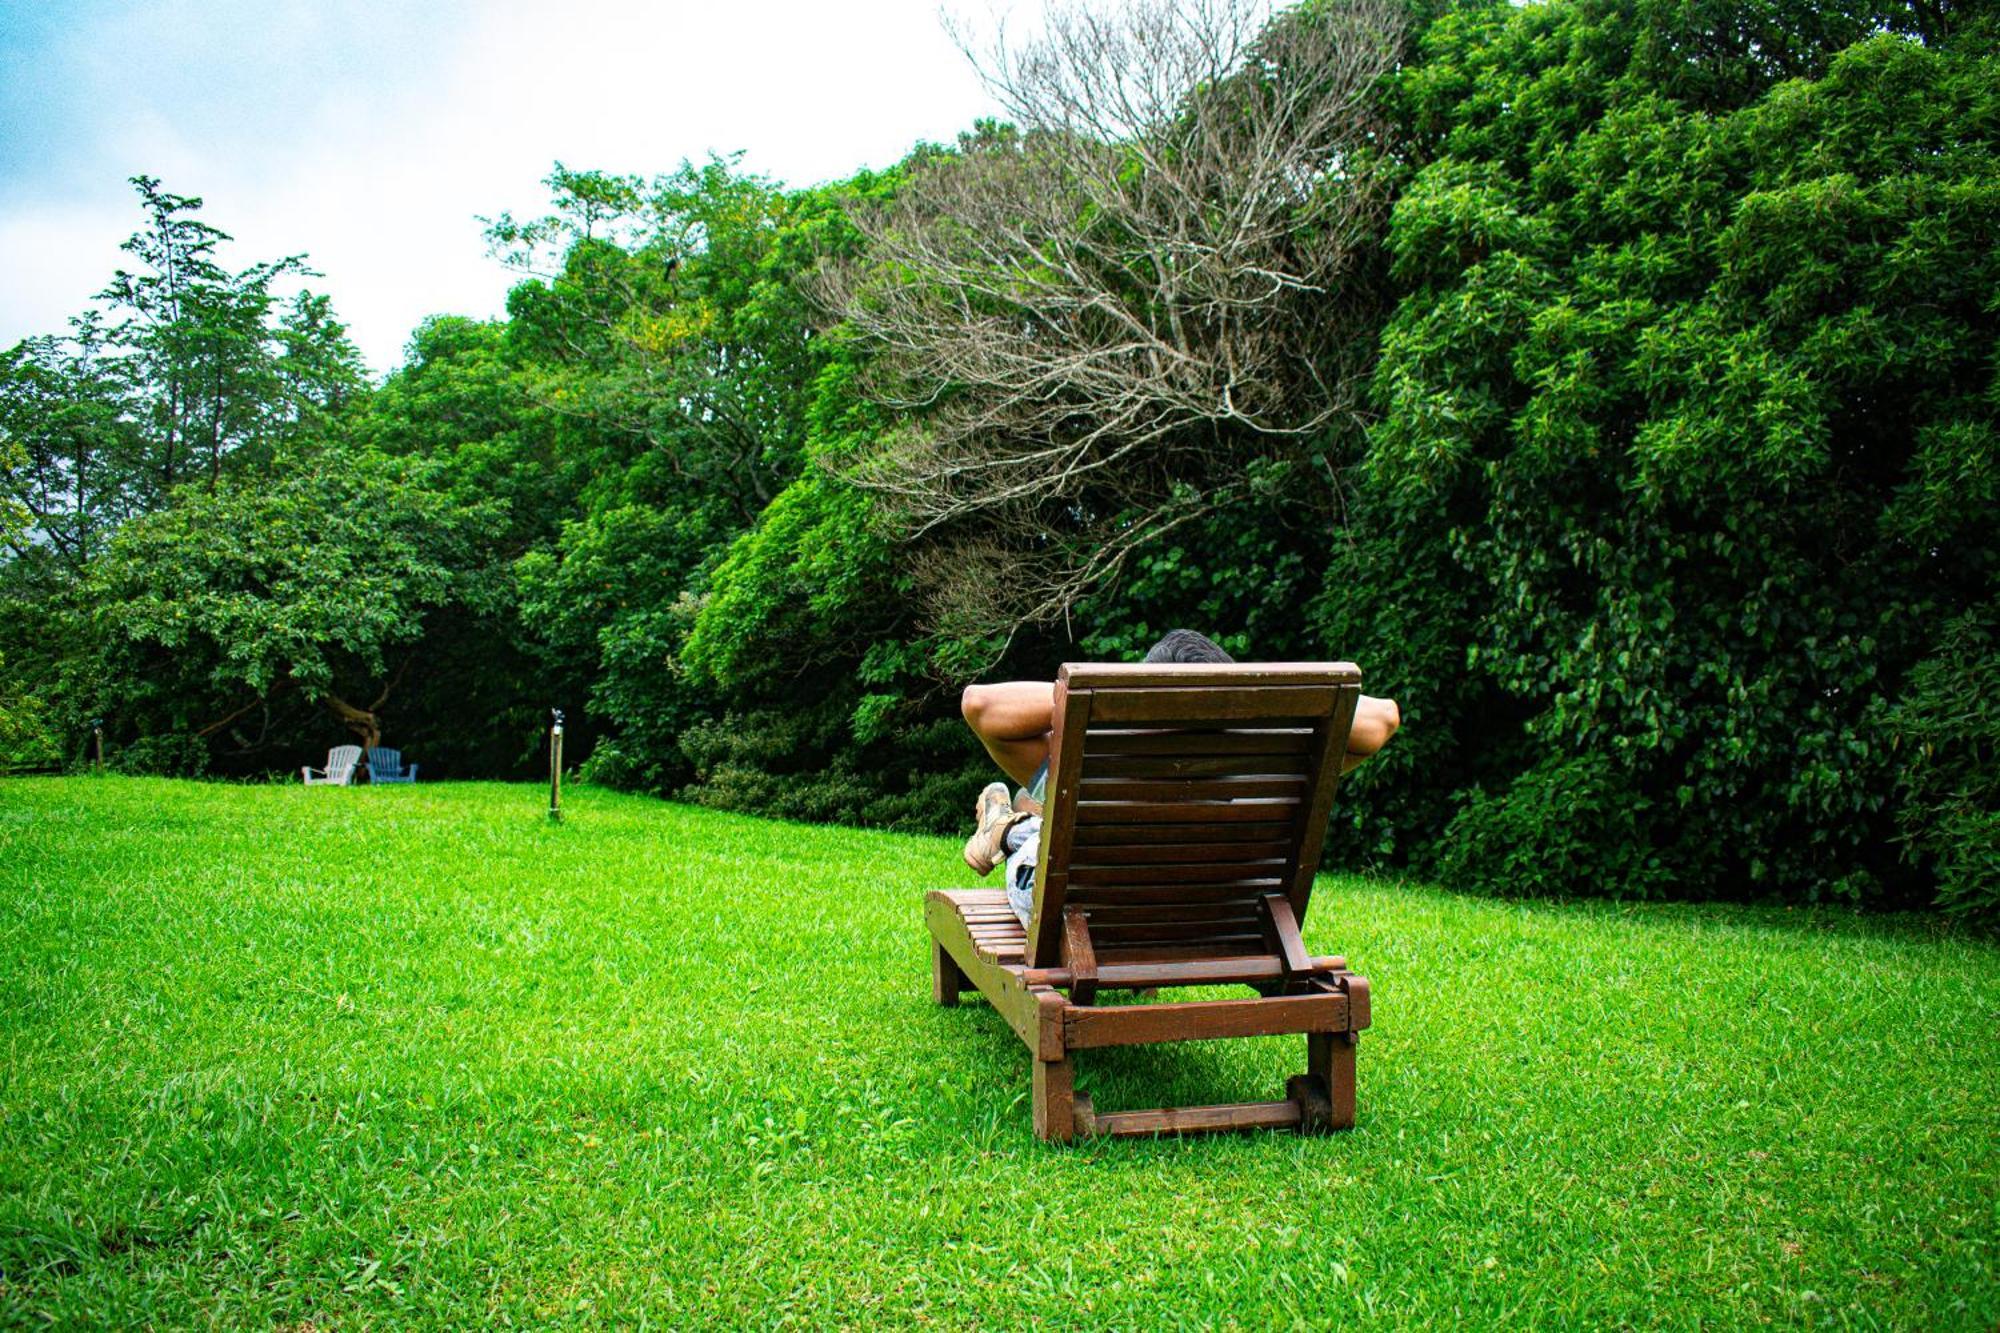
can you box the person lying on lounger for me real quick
[957,629,1401,926]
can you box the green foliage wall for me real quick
[1333,0,1997,909]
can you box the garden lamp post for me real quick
[91,719,104,774]
[549,709,564,821]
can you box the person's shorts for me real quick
[1021,759,1048,811]
[1000,761,1053,924]
[1004,816,1042,927]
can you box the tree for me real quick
[486,158,837,531]
[272,292,368,434]
[99,177,300,496]
[0,314,141,586]
[1336,0,1997,907]
[0,177,365,586]
[89,449,501,756]
[0,435,59,768]
[490,160,903,791]
[824,0,1408,638]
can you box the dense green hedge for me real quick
[1327,1,1997,912]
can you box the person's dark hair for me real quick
[1142,629,1236,664]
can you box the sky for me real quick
[0,0,1005,375]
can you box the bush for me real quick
[1334,3,1998,906]
[575,738,639,790]
[1435,755,1674,900]
[112,733,211,778]
[677,707,988,833]
[1881,608,2000,921]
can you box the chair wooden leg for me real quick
[1306,1031,1358,1131]
[1033,1057,1076,1142]
[931,940,963,1006]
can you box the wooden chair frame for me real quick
[926,662,1372,1141]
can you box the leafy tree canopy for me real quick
[88,447,502,754]
[1333,0,1997,908]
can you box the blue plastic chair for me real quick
[367,747,418,784]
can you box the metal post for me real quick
[91,719,104,774]
[548,709,564,821]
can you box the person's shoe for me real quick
[1011,786,1043,817]
[964,781,1030,876]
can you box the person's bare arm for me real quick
[966,680,1398,780]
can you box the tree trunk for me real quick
[322,659,411,752]
[323,693,381,751]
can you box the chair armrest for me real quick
[407,764,418,780]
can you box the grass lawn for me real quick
[1,777,1995,1327]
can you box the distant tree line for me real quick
[3,0,1993,918]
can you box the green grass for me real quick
[1,778,1995,1328]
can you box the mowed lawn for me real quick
[0,779,1994,1328]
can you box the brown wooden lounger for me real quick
[926,661,1373,1141]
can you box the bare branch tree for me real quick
[820,0,1407,634]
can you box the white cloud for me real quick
[0,0,1003,374]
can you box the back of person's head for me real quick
[1142,629,1236,664]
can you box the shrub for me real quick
[1881,609,2000,921]
[112,733,211,778]
[1435,754,1674,900]
[1333,3,1998,906]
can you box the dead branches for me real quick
[822,0,1407,634]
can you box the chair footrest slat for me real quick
[1063,990,1348,1049]
[1018,954,1345,990]
[1075,1095,1302,1137]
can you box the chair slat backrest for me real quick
[329,745,362,774]
[1025,663,1361,968]
[368,747,401,777]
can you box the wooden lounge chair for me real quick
[367,747,417,784]
[301,745,362,786]
[926,662,1372,1141]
